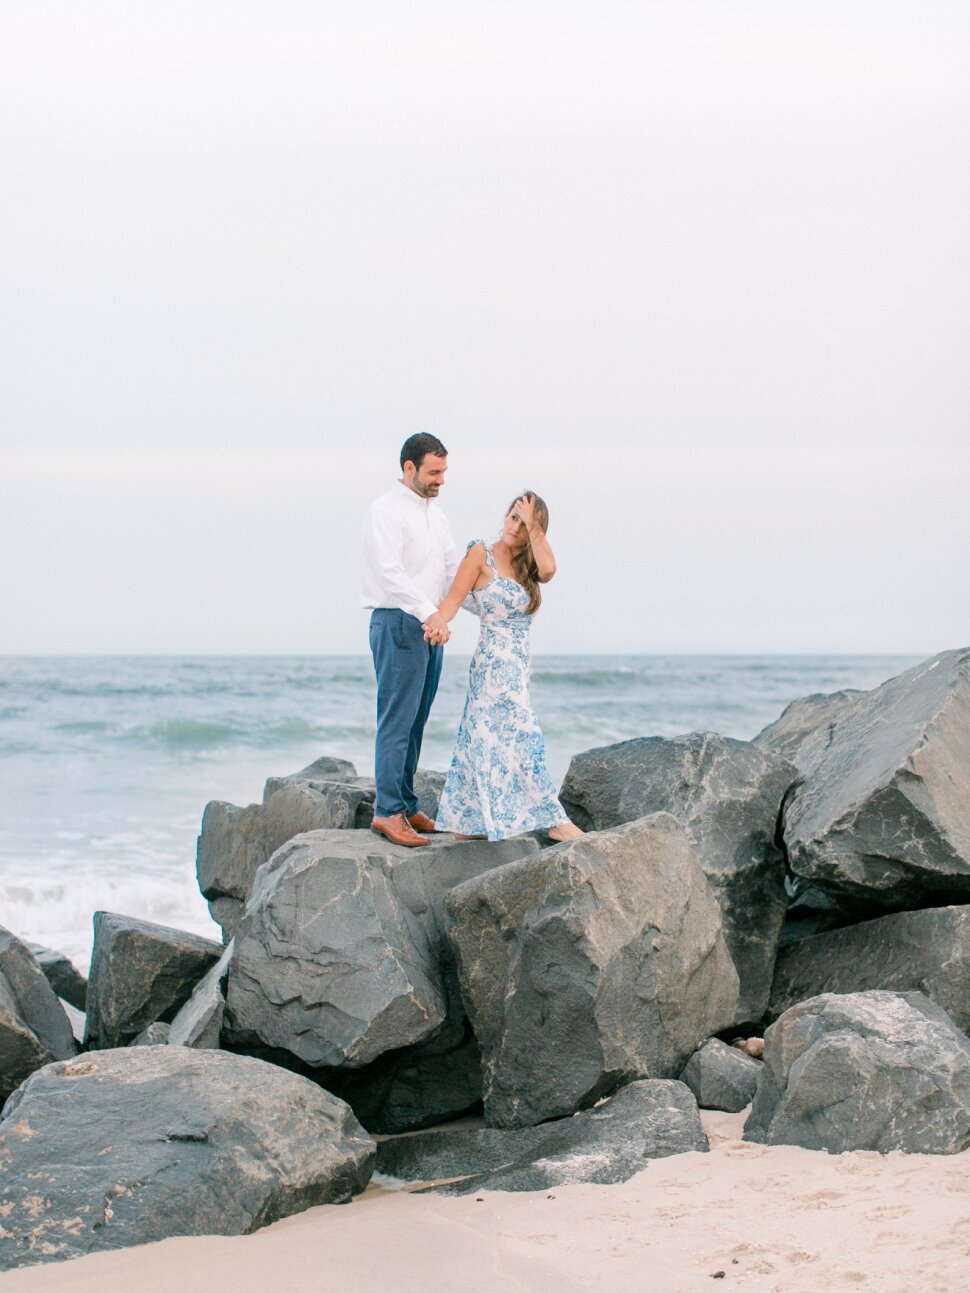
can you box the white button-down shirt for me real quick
[361,481,459,624]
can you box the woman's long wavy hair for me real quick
[507,491,549,615]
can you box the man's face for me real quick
[404,453,447,498]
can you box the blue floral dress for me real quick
[435,541,570,841]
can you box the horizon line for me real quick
[0,649,936,661]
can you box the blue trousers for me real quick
[369,609,443,819]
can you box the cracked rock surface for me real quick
[745,990,970,1154]
[1,928,76,1105]
[558,733,794,1023]
[84,913,223,1049]
[0,1046,374,1271]
[774,647,970,913]
[769,903,970,1030]
[223,830,537,1111]
[196,756,444,939]
[377,1079,708,1193]
[445,814,739,1128]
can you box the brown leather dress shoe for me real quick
[371,812,430,847]
[407,810,438,833]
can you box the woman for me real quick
[426,491,584,842]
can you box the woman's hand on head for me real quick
[514,493,536,533]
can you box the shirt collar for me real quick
[396,479,429,507]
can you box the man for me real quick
[362,434,457,846]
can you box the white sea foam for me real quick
[0,864,219,972]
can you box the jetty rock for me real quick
[769,903,970,1031]
[1,928,76,1106]
[324,958,484,1134]
[444,814,739,1129]
[196,755,444,939]
[84,913,224,1049]
[559,733,795,1024]
[222,830,537,1129]
[132,1022,171,1045]
[0,1047,374,1271]
[771,647,970,914]
[753,688,866,767]
[679,1037,761,1113]
[25,942,87,1012]
[377,1079,708,1194]
[744,990,970,1154]
[167,942,233,1049]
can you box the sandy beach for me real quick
[3,1110,968,1293]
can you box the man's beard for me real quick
[413,479,439,497]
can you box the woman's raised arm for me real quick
[514,494,556,582]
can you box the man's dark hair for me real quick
[400,433,447,471]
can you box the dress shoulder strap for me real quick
[467,539,496,571]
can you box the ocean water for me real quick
[0,653,919,971]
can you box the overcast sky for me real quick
[2,1,967,656]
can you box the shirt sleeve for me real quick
[364,501,440,623]
[442,517,459,589]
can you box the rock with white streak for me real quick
[377,1079,708,1193]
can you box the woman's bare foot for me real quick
[547,821,584,842]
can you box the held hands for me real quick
[422,611,451,645]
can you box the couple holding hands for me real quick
[361,433,583,848]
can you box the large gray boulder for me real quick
[444,815,739,1129]
[377,1079,708,1194]
[325,827,542,1135]
[0,1046,374,1271]
[226,833,444,1067]
[1,929,76,1105]
[753,689,866,768]
[679,1038,761,1112]
[196,755,444,939]
[769,904,970,1030]
[84,913,224,1049]
[777,648,970,913]
[559,733,795,1023]
[223,831,537,1120]
[25,942,87,1012]
[744,990,970,1154]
